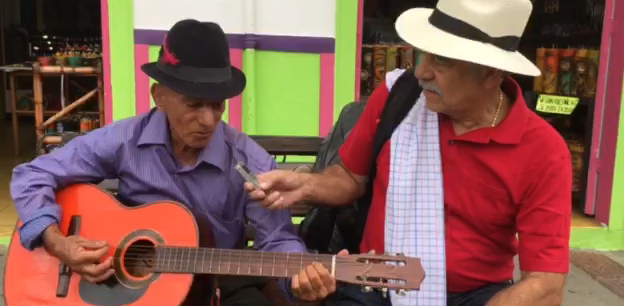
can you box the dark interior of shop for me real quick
[1,0,102,137]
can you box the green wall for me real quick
[334,0,359,123]
[252,52,320,136]
[609,76,624,231]
[108,0,136,121]
[108,5,326,142]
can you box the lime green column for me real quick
[243,49,257,134]
[108,0,136,121]
[333,0,359,124]
[609,76,624,231]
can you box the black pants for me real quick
[216,276,273,306]
[325,281,512,306]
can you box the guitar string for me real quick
[113,248,397,262]
[102,251,410,284]
[112,260,407,283]
[114,244,405,258]
[115,249,404,265]
[116,256,357,266]
[116,253,400,266]
[115,256,407,274]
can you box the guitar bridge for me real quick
[56,215,82,297]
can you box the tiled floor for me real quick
[0,119,37,242]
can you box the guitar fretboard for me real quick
[150,246,335,278]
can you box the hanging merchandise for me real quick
[360,46,374,96]
[543,48,560,94]
[558,49,575,95]
[533,48,546,92]
[572,48,589,97]
[584,49,600,98]
[373,46,386,89]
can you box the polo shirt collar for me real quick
[441,77,530,145]
[490,77,530,144]
[137,109,228,171]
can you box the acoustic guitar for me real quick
[4,183,425,305]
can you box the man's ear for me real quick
[151,83,165,110]
[483,68,506,90]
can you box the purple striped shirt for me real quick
[10,109,306,297]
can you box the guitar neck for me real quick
[152,246,335,278]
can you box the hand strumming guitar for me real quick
[42,224,115,283]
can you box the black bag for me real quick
[298,100,368,253]
[299,69,423,254]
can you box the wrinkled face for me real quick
[152,84,225,149]
[414,51,500,115]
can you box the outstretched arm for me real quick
[11,127,122,250]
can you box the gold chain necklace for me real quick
[491,90,503,127]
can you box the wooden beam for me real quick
[0,0,6,123]
[33,65,44,139]
[38,65,100,75]
[39,88,97,130]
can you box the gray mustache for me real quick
[418,80,442,96]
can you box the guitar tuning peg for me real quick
[396,252,405,256]
[361,286,373,293]
[381,287,388,298]
[396,289,407,296]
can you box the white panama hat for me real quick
[396,0,541,76]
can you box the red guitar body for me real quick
[4,184,216,306]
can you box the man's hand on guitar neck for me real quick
[43,224,115,283]
[291,249,349,301]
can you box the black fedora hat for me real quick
[141,19,246,100]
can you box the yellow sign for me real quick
[535,94,579,115]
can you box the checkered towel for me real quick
[384,69,447,305]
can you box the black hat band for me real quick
[428,9,520,52]
[156,60,232,83]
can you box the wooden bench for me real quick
[250,135,323,157]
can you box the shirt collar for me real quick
[441,77,530,145]
[137,110,228,171]
[489,77,530,144]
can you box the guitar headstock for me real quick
[335,251,425,296]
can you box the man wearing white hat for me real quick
[245,0,570,305]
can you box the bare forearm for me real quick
[486,276,563,306]
[302,164,365,206]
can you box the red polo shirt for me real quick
[339,77,572,292]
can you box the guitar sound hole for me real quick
[123,239,156,278]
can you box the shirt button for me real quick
[449,140,455,145]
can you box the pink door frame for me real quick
[586,0,624,224]
[353,0,624,224]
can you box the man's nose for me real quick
[197,106,219,127]
[414,54,434,81]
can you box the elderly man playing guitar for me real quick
[8,20,348,306]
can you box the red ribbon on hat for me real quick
[163,34,180,66]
